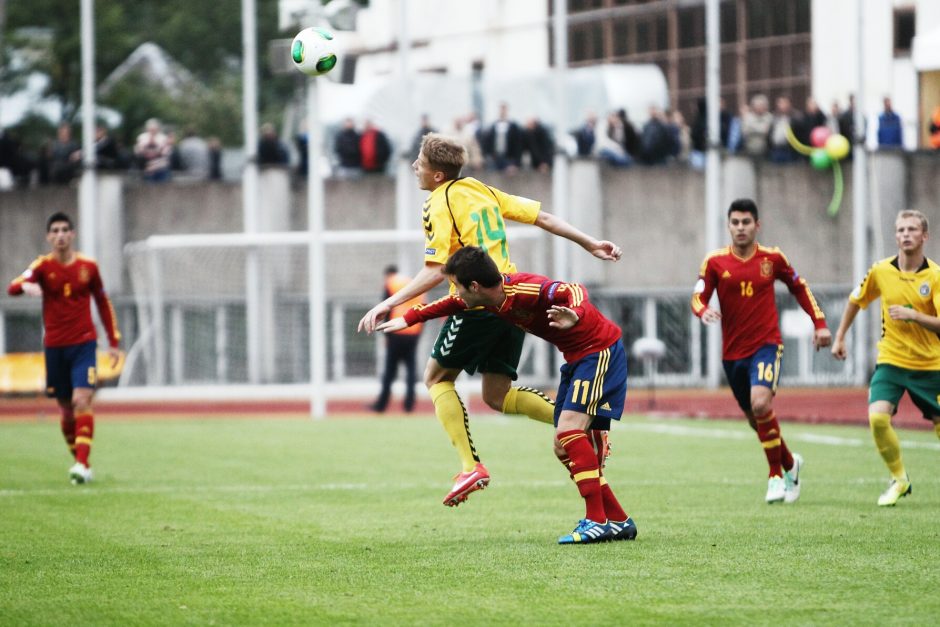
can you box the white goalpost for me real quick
[120,228,552,416]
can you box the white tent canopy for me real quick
[913,27,940,71]
[317,64,669,141]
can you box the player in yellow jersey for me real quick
[358,133,622,507]
[832,210,940,506]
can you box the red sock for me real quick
[60,407,77,459]
[74,412,94,467]
[755,411,783,477]
[779,437,794,472]
[557,430,606,523]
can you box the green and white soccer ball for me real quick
[291,27,338,77]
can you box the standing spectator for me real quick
[639,106,672,165]
[616,108,640,159]
[481,102,524,172]
[333,117,361,178]
[522,116,554,172]
[929,105,940,149]
[793,97,826,146]
[295,121,308,178]
[7,212,121,485]
[48,123,81,185]
[838,94,862,159]
[669,110,691,163]
[359,119,392,174]
[0,127,28,188]
[207,137,223,180]
[93,125,125,172]
[134,118,172,182]
[409,114,437,162]
[447,114,484,171]
[726,102,745,154]
[594,111,631,167]
[369,265,425,413]
[877,97,903,149]
[826,101,842,136]
[573,112,597,157]
[258,122,289,166]
[768,97,798,163]
[177,126,210,179]
[741,94,772,157]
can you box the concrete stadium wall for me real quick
[2,154,940,298]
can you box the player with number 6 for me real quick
[691,199,831,504]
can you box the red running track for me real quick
[0,387,932,430]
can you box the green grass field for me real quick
[2,413,939,626]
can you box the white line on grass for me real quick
[622,421,940,451]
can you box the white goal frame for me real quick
[120,227,547,417]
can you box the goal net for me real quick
[121,229,552,410]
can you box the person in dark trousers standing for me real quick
[369,266,425,413]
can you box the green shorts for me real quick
[869,363,940,420]
[431,309,525,379]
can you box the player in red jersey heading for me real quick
[691,199,831,504]
[378,246,636,545]
[7,212,121,485]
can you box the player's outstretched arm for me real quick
[533,211,622,261]
[357,262,446,334]
[831,301,860,360]
[376,318,408,334]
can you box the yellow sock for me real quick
[501,386,555,425]
[934,422,940,440]
[429,382,478,472]
[869,412,906,480]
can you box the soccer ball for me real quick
[291,27,338,77]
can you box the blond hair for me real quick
[897,209,928,233]
[420,133,467,180]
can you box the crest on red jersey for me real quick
[760,259,773,278]
[79,267,90,284]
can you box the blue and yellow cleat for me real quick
[558,519,613,545]
[608,517,638,541]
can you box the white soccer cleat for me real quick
[784,453,803,504]
[69,462,93,485]
[877,475,911,507]
[765,475,786,504]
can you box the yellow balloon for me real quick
[825,134,850,161]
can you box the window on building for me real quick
[894,9,916,57]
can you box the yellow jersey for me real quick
[850,256,940,370]
[422,177,540,281]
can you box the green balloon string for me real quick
[828,159,843,217]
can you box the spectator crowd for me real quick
[0,92,933,190]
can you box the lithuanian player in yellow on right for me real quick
[832,210,940,506]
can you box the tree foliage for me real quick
[5,0,295,146]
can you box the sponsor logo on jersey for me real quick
[425,247,436,255]
[720,271,731,279]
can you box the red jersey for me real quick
[8,253,121,349]
[403,272,622,363]
[690,244,826,360]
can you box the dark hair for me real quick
[727,198,758,220]
[383,264,398,275]
[443,246,502,289]
[46,212,74,232]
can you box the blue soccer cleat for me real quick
[608,517,638,541]
[558,519,613,545]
